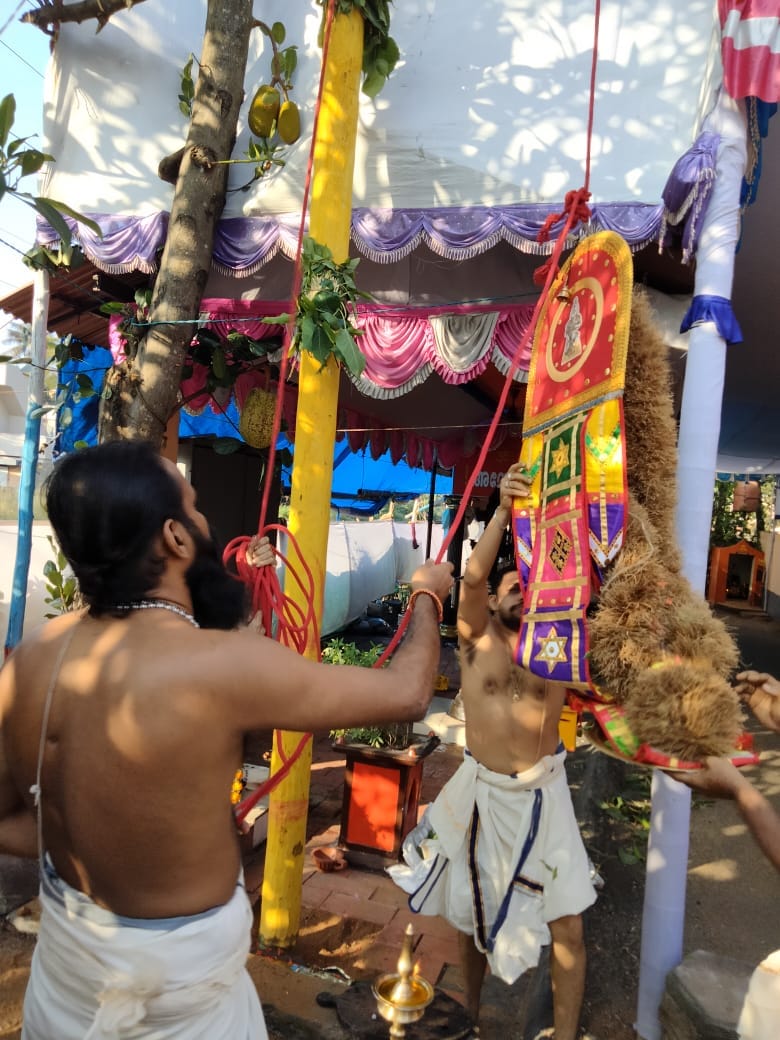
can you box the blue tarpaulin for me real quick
[278,435,452,516]
[56,346,452,514]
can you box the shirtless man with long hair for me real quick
[0,440,453,1040]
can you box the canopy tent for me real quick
[12,0,776,473]
[7,5,780,1039]
[3,0,727,511]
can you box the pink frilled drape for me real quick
[108,296,530,467]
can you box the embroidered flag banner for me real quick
[513,231,632,690]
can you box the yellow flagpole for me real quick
[259,7,364,948]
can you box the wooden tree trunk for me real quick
[98,0,253,446]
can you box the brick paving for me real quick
[244,718,466,989]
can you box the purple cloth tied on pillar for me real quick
[659,132,720,263]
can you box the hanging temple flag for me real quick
[719,0,780,103]
[512,231,632,691]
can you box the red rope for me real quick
[434,0,602,564]
[228,0,340,820]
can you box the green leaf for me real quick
[298,314,316,353]
[36,198,101,236]
[7,136,32,156]
[19,149,53,177]
[73,440,89,450]
[334,328,366,377]
[312,289,342,314]
[99,301,128,315]
[28,198,72,253]
[283,47,298,78]
[271,21,286,44]
[309,322,333,361]
[179,101,191,118]
[43,561,58,580]
[0,94,16,148]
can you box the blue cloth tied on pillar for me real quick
[680,294,743,346]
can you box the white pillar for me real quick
[635,91,747,1040]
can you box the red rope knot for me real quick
[533,187,593,286]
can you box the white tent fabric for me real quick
[40,0,721,222]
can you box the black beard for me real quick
[496,602,522,632]
[185,524,249,631]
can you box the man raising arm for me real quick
[0,440,453,1040]
[391,463,596,1040]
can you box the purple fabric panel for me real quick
[37,212,168,270]
[516,614,589,685]
[661,132,719,213]
[587,500,626,564]
[51,203,666,272]
[213,217,290,271]
[513,513,533,587]
[589,203,663,242]
[351,208,426,252]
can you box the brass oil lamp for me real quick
[372,923,434,1038]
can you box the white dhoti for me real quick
[738,950,780,1040]
[388,747,597,984]
[23,858,268,1039]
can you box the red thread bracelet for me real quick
[407,588,444,623]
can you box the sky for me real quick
[0,1,51,301]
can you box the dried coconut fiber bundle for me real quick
[511,233,754,770]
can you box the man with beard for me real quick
[0,441,453,1040]
[390,463,595,1040]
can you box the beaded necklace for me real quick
[117,599,200,628]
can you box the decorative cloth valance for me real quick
[106,296,527,468]
[40,203,663,277]
[110,298,533,404]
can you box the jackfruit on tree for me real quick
[248,85,280,138]
[277,100,301,145]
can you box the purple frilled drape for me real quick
[40,202,663,275]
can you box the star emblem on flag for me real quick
[549,441,570,478]
[534,627,569,672]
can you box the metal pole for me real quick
[425,450,437,559]
[4,268,50,656]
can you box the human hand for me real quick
[499,463,532,514]
[676,756,749,799]
[735,670,780,735]
[410,560,454,604]
[246,535,275,569]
